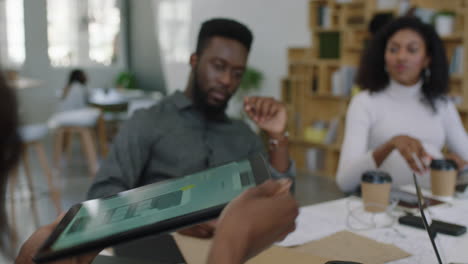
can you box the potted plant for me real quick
[115,71,137,90]
[230,67,264,124]
[239,67,264,95]
[433,10,456,37]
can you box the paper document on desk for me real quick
[357,202,468,263]
[173,233,331,264]
[277,196,468,263]
[277,198,348,247]
[295,231,411,264]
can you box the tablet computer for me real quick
[34,154,271,263]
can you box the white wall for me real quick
[190,0,311,99]
[160,0,312,99]
[128,0,166,92]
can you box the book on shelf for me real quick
[397,0,411,16]
[331,66,357,96]
[412,7,436,24]
[303,118,340,145]
[318,31,340,59]
[377,0,399,10]
[304,121,328,144]
[312,78,319,93]
[303,118,339,172]
[346,15,365,27]
[331,70,341,96]
[306,148,325,171]
[317,6,331,28]
[323,118,340,145]
[449,46,464,75]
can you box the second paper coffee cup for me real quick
[361,170,392,212]
[430,159,457,197]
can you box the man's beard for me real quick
[192,72,230,121]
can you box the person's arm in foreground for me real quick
[16,180,297,264]
[208,179,298,264]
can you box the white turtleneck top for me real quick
[336,79,468,192]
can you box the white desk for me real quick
[8,77,42,89]
[91,174,467,263]
[279,196,468,263]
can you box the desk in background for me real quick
[280,185,468,263]
[92,172,468,263]
[9,77,43,89]
[88,89,163,156]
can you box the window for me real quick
[0,0,26,68]
[88,0,121,65]
[158,0,192,63]
[47,0,121,67]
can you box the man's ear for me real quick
[189,53,198,68]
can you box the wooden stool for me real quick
[9,124,62,219]
[54,126,99,177]
[96,113,108,157]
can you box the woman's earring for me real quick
[425,68,431,79]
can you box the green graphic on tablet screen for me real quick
[52,159,255,250]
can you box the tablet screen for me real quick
[51,158,257,251]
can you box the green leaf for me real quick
[239,67,264,92]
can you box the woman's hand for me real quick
[15,214,100,264]
[390,135,431,173]
[445,152,468,172]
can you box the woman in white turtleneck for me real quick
[336,16,468,192]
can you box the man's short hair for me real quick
[196,18,253,54]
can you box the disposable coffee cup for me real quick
[430,159,457,197]
[361,170,392,213]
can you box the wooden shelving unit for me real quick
[283,0,468,178]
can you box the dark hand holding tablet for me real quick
[208,179,297,264]
[16,215,100,264]
[33,154,272,263]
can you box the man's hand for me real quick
[15,214,100,264]
[207,179,298,264]
[177,219,217,239]
[244,97,287,137]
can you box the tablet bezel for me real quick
[34,154,271,263]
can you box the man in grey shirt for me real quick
[87,18,294,238]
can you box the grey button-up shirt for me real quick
[87,91,295,199]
